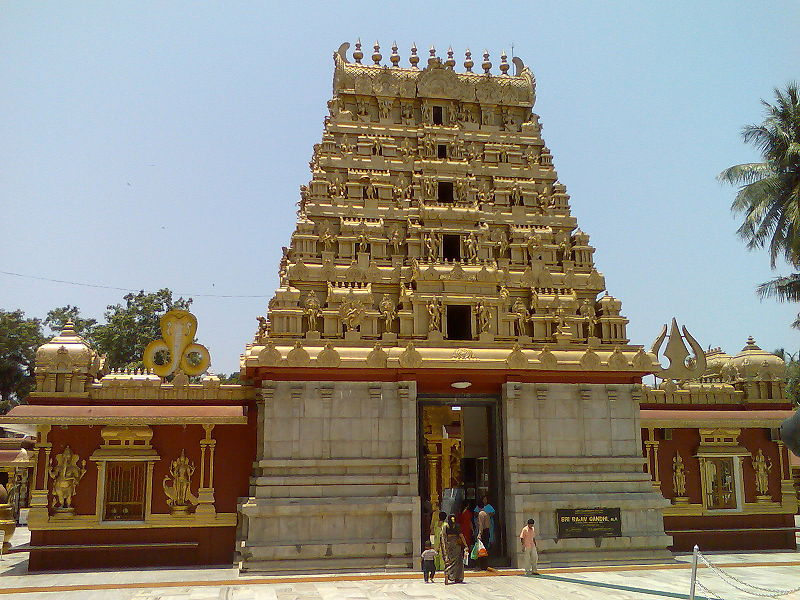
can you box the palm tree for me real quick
[719,83,800,326]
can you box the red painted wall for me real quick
[29,526,236,571]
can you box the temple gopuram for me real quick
[0,42,795,572]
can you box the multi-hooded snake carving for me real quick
[143,310,210,378]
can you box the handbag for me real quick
[476,539,488,558]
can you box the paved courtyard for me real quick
[1,528,800,599]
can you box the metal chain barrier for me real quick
[694,579,726,600]
[690,545,800,599]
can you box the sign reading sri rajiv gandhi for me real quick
[556,508,622,538]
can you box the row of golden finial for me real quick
[343,40,522,76]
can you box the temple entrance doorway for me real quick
[418,397,507,566]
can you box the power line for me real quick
[0,270,269,299]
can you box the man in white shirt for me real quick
[519,518,539,575]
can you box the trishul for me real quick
[143,310,211,378]
[650,318,706,381]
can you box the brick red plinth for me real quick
[28,526,236,571]
[665,514,796,552]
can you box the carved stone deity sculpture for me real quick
[511,297,530,337]
[379,294,397,331]
[752,449,772,496]
[424,232,439,260]
[389,227,404,255]
[163,449,198,514]
[49,446,86,512]
[319,225,337,252]
[672,452,687,497]
[303,293,322,331]
[427,298,443,332]
[256,316,269,343]
[475,300,491,334]
[465,232,479,261]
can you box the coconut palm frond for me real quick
[757,273,800,302]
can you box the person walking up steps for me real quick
[519,518,539,575]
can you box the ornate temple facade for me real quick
[235,42,671,571]
[0,42,794,573]
[640,338,796,551]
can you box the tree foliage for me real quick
[0,310,45,411]
[44,305,98,340]
[719,83,800,327]
[774,348,800,406]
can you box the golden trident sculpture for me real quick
[650,318,706,381]
[143,310,211,378]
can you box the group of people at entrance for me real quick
[424,496,499,584]
[422,498,538,583]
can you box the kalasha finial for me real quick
[482,50,492,74]
[372,41,382,65]
[445,46,456,68]
[499,50,509,75]
[353,39,363,64]
[390,41,400,67]
[410,43,419,69]
[464,48,474,72]
[429,45,437,58]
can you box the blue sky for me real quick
[2,1,798,374]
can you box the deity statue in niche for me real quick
[389,227,404,254]
[498,285,510,306]
[319,225,337,252]
[340,295,365,331]
[355,229,370,254]
[163,449,198,514]
[465,232,479,261]
[672,452,687,497]
[475,300,491,334]
[492,229,509,259]
[511,297,530,336]
[510,183,523,206]
[424,232,439,260]
[526,234,542,262]
[400,103,414,125]
[427,298,443,332]
[379,294,397,331]
[303,293,322,331]
[752,449,773,496]
[49,446,86,511]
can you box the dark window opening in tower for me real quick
[437,144,447,159]
[438,181,454,203]
[433,106,444,125]
[443,234,461,261]
[446,305,472,340]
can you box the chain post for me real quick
[689,544,699,600]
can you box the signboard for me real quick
[556,508,621,539]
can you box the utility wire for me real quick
[0,270,269,299]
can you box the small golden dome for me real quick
[727,337,785,380]
[34,321,105,393]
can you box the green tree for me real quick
[0,310,45,411]
[217,372,241,384]
[774,348,800,406]
[44,305,98,341]
[92,289,192,370]
[719,84,800,326]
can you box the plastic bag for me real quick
[471,539,487,560]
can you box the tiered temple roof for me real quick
[242,41,659,373]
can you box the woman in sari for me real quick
[440,513,468,584]
[431,511,446,572]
